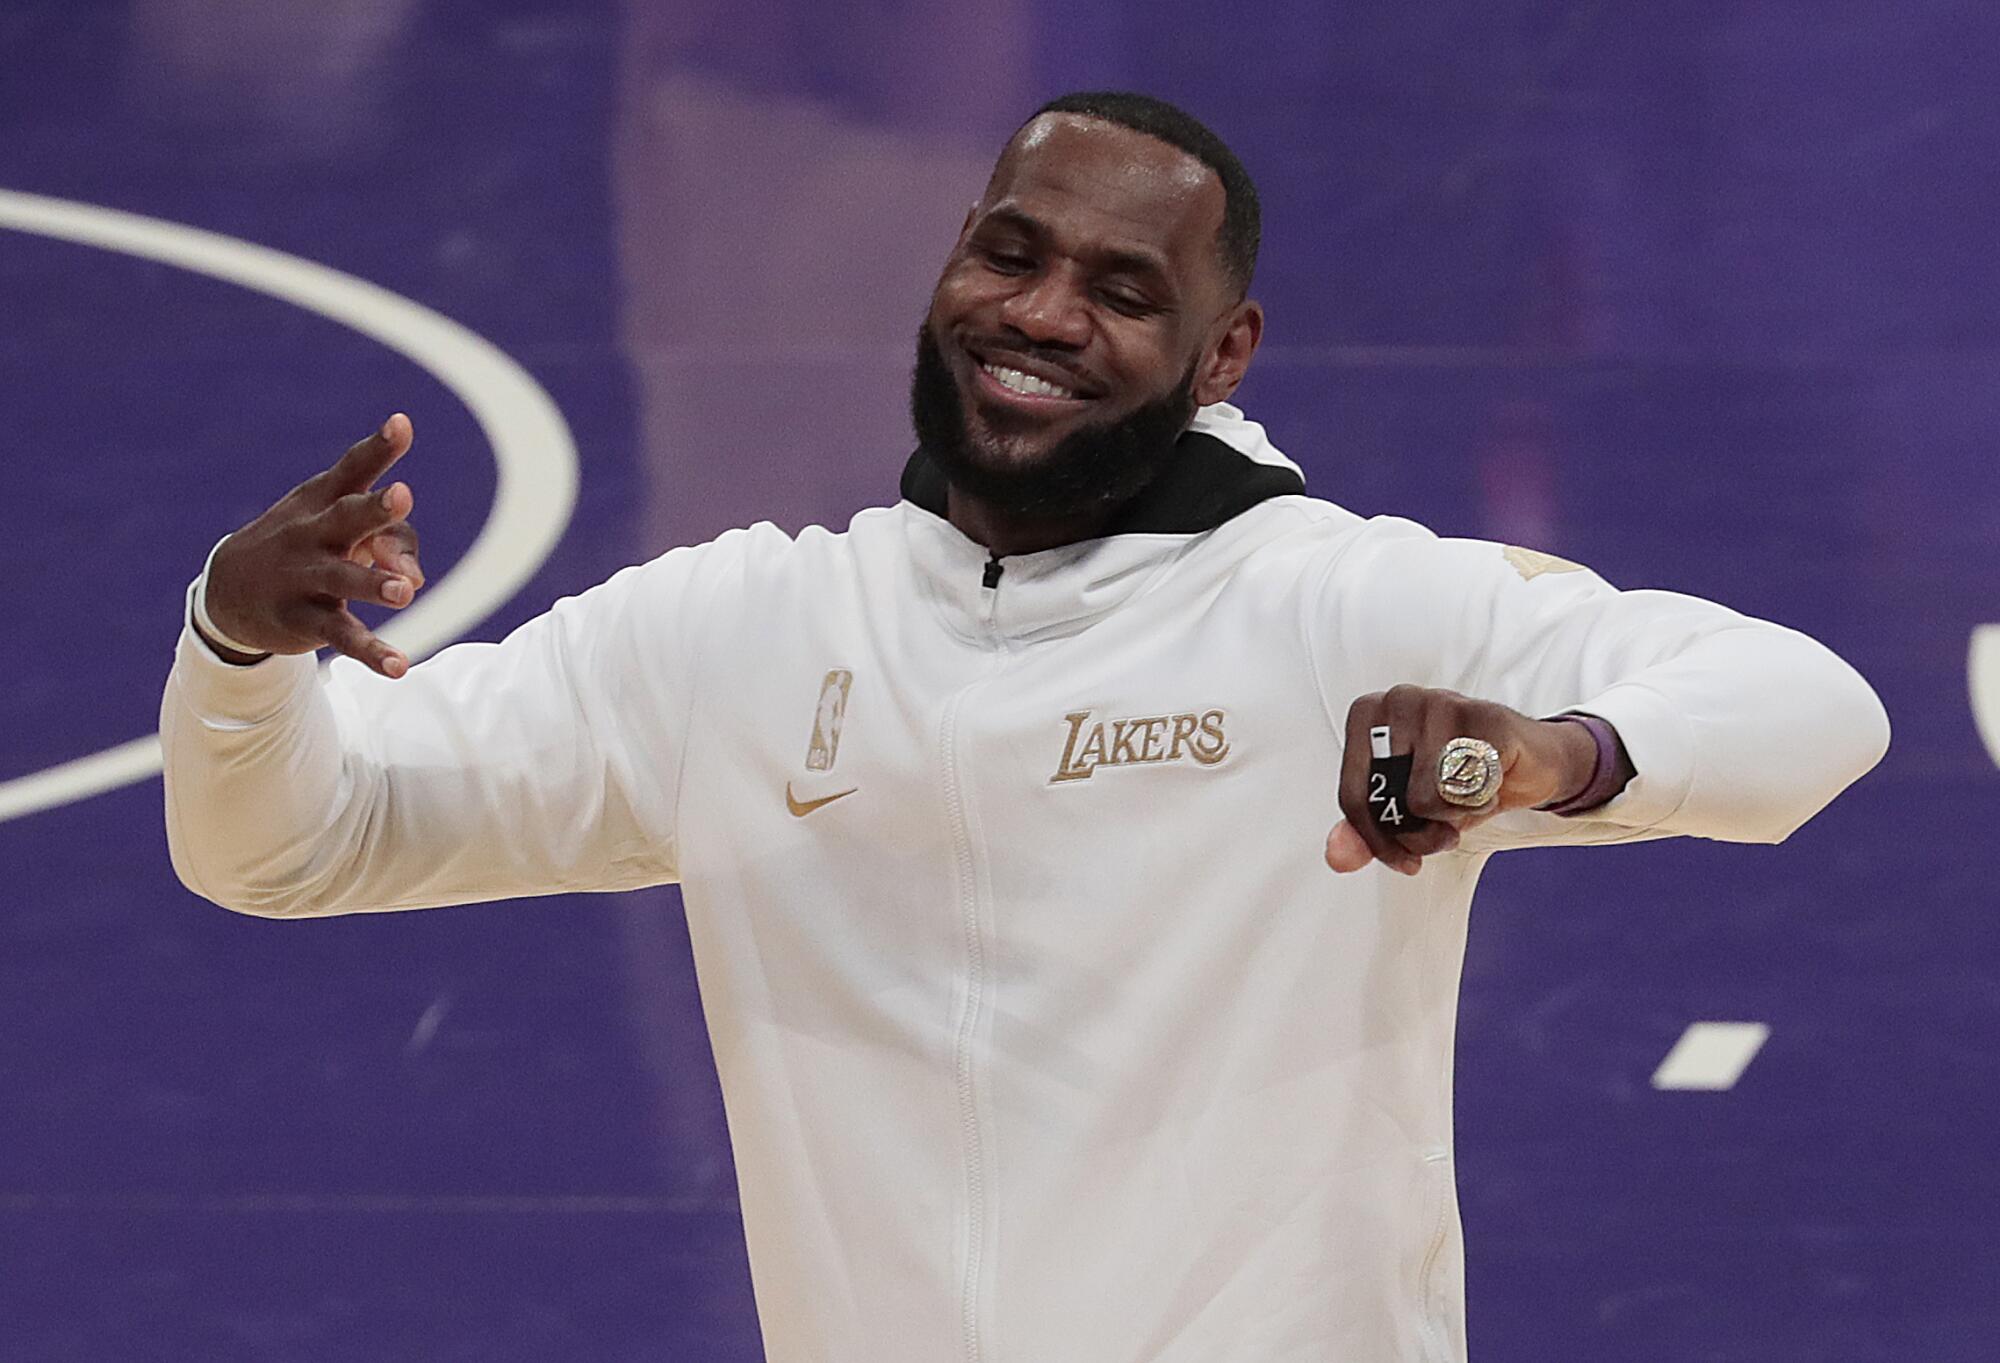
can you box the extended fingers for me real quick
[312,414,412,499]
[320,605,408,678]
[315,558,417,607]
[318,480,414,550]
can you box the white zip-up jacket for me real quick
[162,404,1889,1362]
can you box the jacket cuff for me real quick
[1551,680,1694,830]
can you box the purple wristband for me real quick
[1534,713,1626,816]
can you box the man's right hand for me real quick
[200,414,426,678]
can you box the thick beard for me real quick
[910,323,1197,521]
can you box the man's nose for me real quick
[998,268,1090,348]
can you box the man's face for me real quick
[912,114,1252,516]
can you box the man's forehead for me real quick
[982,114,1223,268]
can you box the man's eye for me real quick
[1099,289,1153,316]
[983,250,1033,274]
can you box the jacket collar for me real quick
[897,403,1306,645]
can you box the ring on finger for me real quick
[1436,737,1502,807]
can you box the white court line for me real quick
[1652,1021,1770,1091]
[1971,625,2000,770]
[0,188,578,824]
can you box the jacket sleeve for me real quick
[1306,518,1891,850]
[161,535,746,917]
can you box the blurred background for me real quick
[1,1,1995,1358]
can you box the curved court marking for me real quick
[0,188,579,824]
[1972,625,2000,770]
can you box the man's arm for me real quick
[1308,519,1891,873]
[161,417,706,917]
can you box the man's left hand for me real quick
[1325,686,1601,876]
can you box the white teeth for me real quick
[982,362,1076,400]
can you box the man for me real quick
[163,92,1889,1361]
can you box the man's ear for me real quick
[1194,299,1264,407]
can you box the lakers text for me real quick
[1050,709,1230,784]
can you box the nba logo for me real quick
[805,670,854,772]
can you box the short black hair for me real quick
[1027,90,1261,296]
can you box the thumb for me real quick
[1324,819,1375,873]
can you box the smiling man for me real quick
[163,93,1889,1361]
[909,99,1262,555]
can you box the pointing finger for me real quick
[311,413,412,502]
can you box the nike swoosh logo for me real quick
[786,783,859,818]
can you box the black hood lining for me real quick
[899,429,1305,538]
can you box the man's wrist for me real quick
[1534,713,1633,816]
[192,616,273,666]
[187,537,273,666]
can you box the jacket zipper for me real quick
[944,550,1003,1362]
[940,690,986,1363]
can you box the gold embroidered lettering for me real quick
[1191,709,1230,765]
[1075,723,1109,772]
[1050,712,1096,783]
[1050,708,1231,781]
[1110,719,1143,765]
